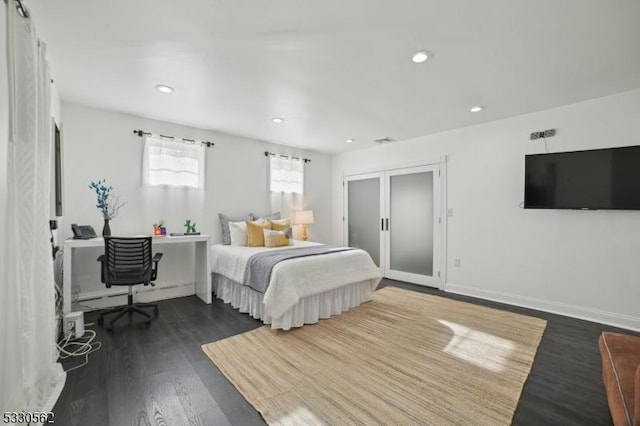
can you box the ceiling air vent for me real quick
[373,137,396,144]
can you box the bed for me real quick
[211,241,382,330]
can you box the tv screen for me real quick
[524,145,640,210]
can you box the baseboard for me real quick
[445,283,640,332]
[136,282,195,303]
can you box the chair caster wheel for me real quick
[97,317,104,325]
[145,320,151,326]
[106,326,113,332]
[154,307,159,316]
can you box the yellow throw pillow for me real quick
[264,229,290,247]
[246,220,272,247]
[269,218,291,231]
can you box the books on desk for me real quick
[169,232,201,236]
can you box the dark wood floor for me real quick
[53,279,637,425]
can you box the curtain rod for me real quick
[264,151,311,163]
[133,129,214,148]
[4,0,30,18]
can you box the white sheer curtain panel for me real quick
[1,3,66,414]
[269,156,304,226]
[269,156,304,194]
[142,136,205,188]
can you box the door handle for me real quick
[385,218,389,231]
[381,218,384,231]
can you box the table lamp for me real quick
[295,210,314,241]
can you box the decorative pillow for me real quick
[264,229,290,247]
[283,227,293,241]
[269,218,291,231]
[246,220,272,247]
[255,211,281,221]
[219,213,253,245]
[228,221,248,246]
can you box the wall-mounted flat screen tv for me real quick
[524,145,640,210]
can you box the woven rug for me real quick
[202,286,547,425]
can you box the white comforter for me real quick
[210,241,381,319]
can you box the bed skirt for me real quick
[212,273,375,330]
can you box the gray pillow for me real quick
[219,213,253,245]
[255,211,281,221]
[283,227,293,243]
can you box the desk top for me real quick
[64,234,210,247]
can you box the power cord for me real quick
[54,250,102,372]
[53,249,65,340]
[56,328,102,373]
[53,240,105,373]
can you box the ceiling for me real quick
[28,0,640,154]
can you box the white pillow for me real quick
[229,221,248,246]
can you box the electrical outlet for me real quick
[454,259,461,268]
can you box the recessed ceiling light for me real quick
[271,117,284,123]
[470,106,485,113]
[155,84,175,94]
[411,50,432,64]
[345,139,355,143]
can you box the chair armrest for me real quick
[150,252,163,283]
[96,255,106,285]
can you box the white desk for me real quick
[63,235,211,314]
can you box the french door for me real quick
[344,165,443,288]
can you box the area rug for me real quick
[202,286,547,425]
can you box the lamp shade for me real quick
[295,210,314,225]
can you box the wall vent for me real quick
[373,137,397,144]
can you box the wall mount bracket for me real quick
[530,129,556,140]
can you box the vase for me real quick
[102,219,111,237]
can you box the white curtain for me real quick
[269,156,304,222]
[0,3,66,413]
[142,136,205,188]
[269,156,303,194]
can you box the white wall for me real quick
[332,89,640,331]
[61,103,331,305]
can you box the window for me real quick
[269,155,303,194]
[143,136,205,188]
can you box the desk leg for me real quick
[195,241,211,303]
[63,246,72,314]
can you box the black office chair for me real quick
[97,236,163,331]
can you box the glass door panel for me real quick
[384,165,440,286]
[389,171,434,276]
[346,175,382,267]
